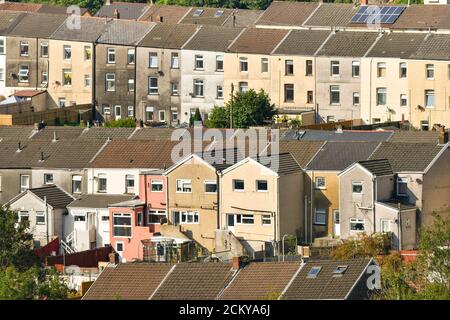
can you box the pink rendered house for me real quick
[109,170,167,262]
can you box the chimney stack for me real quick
[113,9,120,19]
[105,0,112,5]
[157,15,163,23]
[360,0,369,5]
[436,125,448,144]
[232,256,241,270]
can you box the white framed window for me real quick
[63,45,71,60]
[151,180,163,192]
[128,79,134,92]
[233,179,244,191]
[285,59,294,75]
[149,52,158,68]
[284,84,294,102]
[239,81,248,93]
[58,97,66,108]
[327,116,335,123]
[195,54,204,70]
[36,211,45,225]
[262,215,272,225]
[331,60,340,76]
[236,214,254,225]
[74,214,86,222]
[102,104,111,116]
[176,179,192,193]
[40,41,48,57]
[0,38,4,55]
[105,73,116,92]
[399,62,407,78]
[307,90,313,104]
[315,177,326,189]
[421,120,429,131]
[261,57,269,73]
[204,180,217,194]
[159,110,166,122]
[352,181,363,194]
[314,209,326,225]
[148,77,158,95]
[397,177,408,196]
[84,46,92,61]
[400,94,407,107]
[0,68,4,81]
[44,173,53,185]
[84,74,91,87]
[171,82,178,96]
[62,69,72,86]
[425,90,435,108]
[127,106,134,117]
[20,41,29,56]
[350,218,365,232]
[239,57,248,72]
[173,211,199,225]
[116,241,124,252]
[353,92,360,106]
[256,180,268,192]
[125,175,135,194]
[171,52,179,69]
[376,87,387,106]
[72,175,82,194]
[330,85,340,104]
[148,210,166,224]
[20,175,29,192]
[380,219,391,233]
[193,79,204,97]
[216,55,224,71]
[107,48,115,64]
[426,64,434,79]
[127,48,135,64]
[97,174,107,193]
[306,60,313,76]
[352,61,360,77]
[19,211,29,223]
[373,118,381,124]
[172,111,178,122]
[377,62,386,77]
[113,213,132,237]
[216,85,223,99]
[18,65,29,83]
[145,106,154,121]
[41,71,48,84]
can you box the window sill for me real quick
[313,223,326,226]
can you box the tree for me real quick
[190,108,203,127]
[206,89,277,128]
[0,206,37,271]
[104,117,136,128]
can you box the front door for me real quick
[333,210,340,237]
[114,105,121,120]
[227,214,235,232]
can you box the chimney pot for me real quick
[113,9,120,19]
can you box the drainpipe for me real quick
[373,177,377,234]
[92,42,97,122]
[310,171,314,244]
[35,38,39,90]
[133,45,137,119]
[304,194,308,244]
[216,170,220,229]
[44,196,49,244]
[397,202,402,251]
[369,58,372,124]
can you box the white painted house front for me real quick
[87,168,142,196]
[0,35,6,98]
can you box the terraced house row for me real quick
[1,125,449,262]
[2,2,450,128]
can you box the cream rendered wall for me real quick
[48,39,93,108]
[361,57,410,124]
[224,53,271,104]
[180,49,226,123]
[167,156,218,251]
[408,60,450,128]
[270,55,316,113]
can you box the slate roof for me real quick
[378,200,417,211]
[358,159,393,176]
[88,139,181,169]
[278,140,325,169]
[283,129,393,142]
[253,152,301,175]
[96,19,154,45]
[0,125,35,141]
[388,130,440,144]
[68,194,136,208]
[369,142,445,172]
[7,12,67,38]
[283,258,373,300]
[83,263,173,300]
[307,141,380,171]
[24,185,74,209]
[256,1,319,26]
[179,7,234,26]
[31,126,85,141]
[219,262,300,300]
[0,2,41,12]
[183,25,242,52]
[222,9,263,28]
[50,16,110,42]
[0,11,25,35]
[366,32,427,59]
[78,127,136,140]
[304,3,357,27]
[392,4,450,30]
[95,2,149,20]
[227,27,289,54]
[273,29,331,56]
[139,4,191,24]
[317,31,379,57]
[0,139,50,169]
[409,34,450,61]
[129,127,180,140]
[138,23,198,49]
[151,263,235,300]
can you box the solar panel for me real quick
[351,5,406,24]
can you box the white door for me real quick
[333,210,340,237]
[227,214,235,232]
[114,105,121,120]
